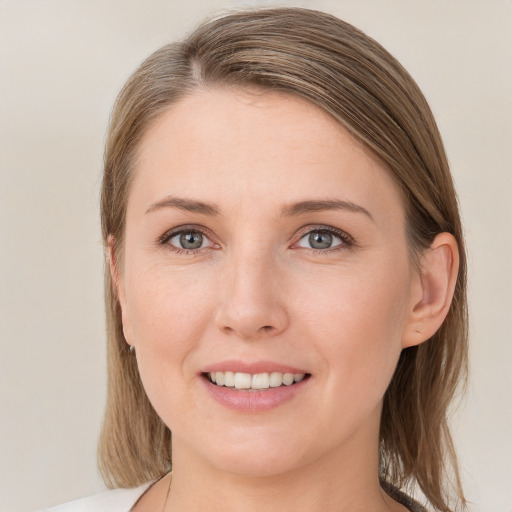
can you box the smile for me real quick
[200,362,311,411]
[207,371,308,390]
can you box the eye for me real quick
[168,230,210,250]
[295,227,351,251]
[170,230,209,250]
[159,227,217,254]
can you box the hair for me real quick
[98,7,468,512]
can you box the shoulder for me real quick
[39,483,152,512]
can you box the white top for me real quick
[39,483,152,512]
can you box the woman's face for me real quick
[117,87,420,477]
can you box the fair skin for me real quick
[112,87,459,512]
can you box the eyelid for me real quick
[291,225,355,251]
[158,224,220,250]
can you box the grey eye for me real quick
[169,230,209,250]
[297,230,343,250]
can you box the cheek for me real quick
[298,260,410,403]
[126,262,212,345]
[123,264,214,406]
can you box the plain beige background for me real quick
[0,1,510,511]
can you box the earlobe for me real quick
[402,233,459,349]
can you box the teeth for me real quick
[282,373,294,386]
[234,372,251,389]
[269,372,283,387]
[224,371,235,387]
[251,373,269,389]
[208,371,307,390]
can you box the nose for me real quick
[214,247,289,341]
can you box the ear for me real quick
[108,236,133,347]
[402,232,459,349]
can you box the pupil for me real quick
[180,231,203,249]
[309,231,332,249]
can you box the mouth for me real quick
[200,363,312,411]
[202,371,311,391]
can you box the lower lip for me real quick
[201,375,310,412]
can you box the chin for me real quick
[193,426,316,478]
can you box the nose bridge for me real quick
[214,237,288,340]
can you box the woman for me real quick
[45,7,467,512]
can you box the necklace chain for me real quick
[161,474,172,512]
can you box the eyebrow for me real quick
[145,195,373,221]
[146,196,221,216]
[280,199,374,221]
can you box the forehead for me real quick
[130,87,404,225]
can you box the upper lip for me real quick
[201,360,309,375]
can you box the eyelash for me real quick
[293,225,354,254]
[157,224,355,256]
[158,225,218,256]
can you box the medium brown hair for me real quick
[99,8,468,511]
